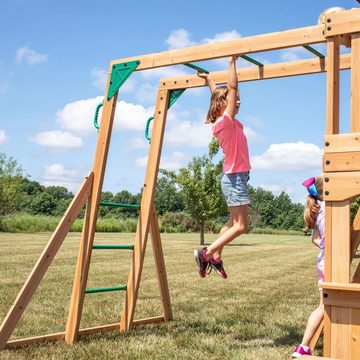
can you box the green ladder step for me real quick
[93,244,134,250]
[85,285,127,294]
[99,201,140,208]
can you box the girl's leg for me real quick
[206,204,248,260]
[212,215,233,260]
[300,291,324,347]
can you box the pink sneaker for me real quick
[291,344,312,358]
[209,256,227,279]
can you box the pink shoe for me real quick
[291,344,312,358]
[209,256,227,279]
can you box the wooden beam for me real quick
[309,319,323,350]
[323,152,360,172]
[159,54,351,90]
[5,316,165,349]
[324,8,360,37]
[326,37,340,134]
[0,173,93,350]
[323,172,360,201]
[324,133,360,154]
[112,25,326,71]
[323,284,360,309]
[351,33,360,132]
[120,90,170,331]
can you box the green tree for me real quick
[0,153,24,215]
[155,176,185,215]
[29,192,58,215]
[161,139,226,244]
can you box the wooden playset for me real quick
[1,7,360,359]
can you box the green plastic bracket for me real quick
[145,115,154,142]
[240,55,263,66]
[93,102,104,130]
[85,285,127,294]
[168,89,186,108]
[107,60,140,101]
[145,89,186,143]
[303,45,325,58]
[99,201,140,209]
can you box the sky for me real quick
[0,0,359,205]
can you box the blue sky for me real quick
[0,0,358,204]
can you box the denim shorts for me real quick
[220,172,250,207]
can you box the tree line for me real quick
[0,147,309,237]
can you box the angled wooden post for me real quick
[0,173,93,350]
[65,65,119,344]
[150,206,172,321]
[120,89,170,331]
[65,189,93,343]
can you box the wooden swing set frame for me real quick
[1,7,360,359]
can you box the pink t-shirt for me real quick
[212,112,251,174]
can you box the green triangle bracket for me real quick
[168,89,185,108]
[107,60,140,101]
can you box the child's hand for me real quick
[230,55,239,62]
[197,71,210,80]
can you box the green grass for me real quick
[0,232,323,359]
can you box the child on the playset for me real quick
[292,175,325,358]
[194,56,251,279]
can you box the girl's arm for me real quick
[312,227,321,248]
[225,56,239,120]
[197,72,216,93]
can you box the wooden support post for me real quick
[120,89,170,331]
[150,206,172,321]
[351,33,360,132]
[326,37,340,134]
[0,173,93,350]
[65,190,93,343]
[65,66,119,344]
[324,202,351,358]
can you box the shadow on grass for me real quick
[273,323,302,346]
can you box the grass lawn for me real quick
[0,232,323,359]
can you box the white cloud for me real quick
[164,117,212,148]
[244,126,258,141]
[280,47,308,62]
[57,96,103,135]
[160,151,187,171]
[135,156,148,168]
[15,46,48,65]
[57,97,154,135]
[91,68,107,90]
[30,130,82,150]
[251,142,322,171]
[135,83,158,103]
[135,151,187,171]
[91,67,137,93]
[260,183,295,196]
[42,164,81,192]
[130,137,149,149]
[115,101,154,131]
[0,129,9,144]
[165,29,196,49]
[203,30,241,44]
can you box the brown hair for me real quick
[205,86,228,124]
[303,175,324,232]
